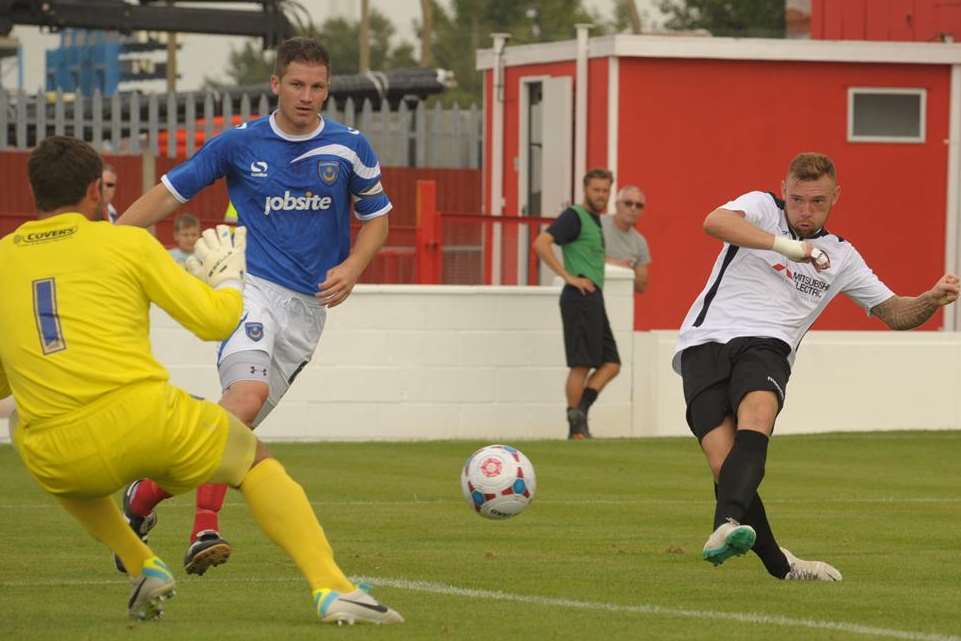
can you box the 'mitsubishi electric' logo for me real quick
[771,263,830,299]
[262,191,333,216]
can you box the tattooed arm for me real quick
[871,274,961,330]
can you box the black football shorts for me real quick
[680,337,791,441]
[559,285,620,368]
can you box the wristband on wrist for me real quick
[771,236,806,261]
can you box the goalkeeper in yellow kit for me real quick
[0,137,402,624]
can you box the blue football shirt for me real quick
[162,112,391,295]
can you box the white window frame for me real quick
[847,87,926,143]
[517,75,550,221]
[517,75,550,286]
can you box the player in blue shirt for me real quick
[117,37,390,577]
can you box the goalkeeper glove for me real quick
[186,225,246,290]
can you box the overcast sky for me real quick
[1,0,666,93]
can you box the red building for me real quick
[812,0,961,42]
[477,32,961,332]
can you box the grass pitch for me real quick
[1,432,959,641]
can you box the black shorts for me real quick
[679,337,791,441]
[559,285,620,368]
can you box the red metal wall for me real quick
[0,151,145,237]
[812,0,961,41]
[486,55,949,330]
[617,57,949,331]
[587,57,609,171]
[0,151,480,285]
[360,166,483,283]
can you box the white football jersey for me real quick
[673,191,894,372]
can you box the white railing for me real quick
[0,90,482,168]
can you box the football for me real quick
[460,444,536,519]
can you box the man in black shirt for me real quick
[533,169,620,439]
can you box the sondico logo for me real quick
[262,191,333,216]
[250,160,268,177]
[13,226,78,245]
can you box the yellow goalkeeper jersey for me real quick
[0,212,242,425]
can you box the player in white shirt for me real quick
[675,152,959,580]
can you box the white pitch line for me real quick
[1,574,957,641]
[356,576,961,641]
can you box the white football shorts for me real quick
[217,273,326,426]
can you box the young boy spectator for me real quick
[169,213,201,265]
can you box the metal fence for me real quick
[0,89,482,168]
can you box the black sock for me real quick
[743,493,790,578]
[714,429,769,528]
[578,387,599,413]
[715,483,789,578]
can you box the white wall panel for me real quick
[4,266,961,443]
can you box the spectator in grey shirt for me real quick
[602,185,651,293]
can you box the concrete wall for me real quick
[4,265,961,442]
[248,266,636,441]
[633,330,961,438]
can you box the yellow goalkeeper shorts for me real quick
[12,381,256,498]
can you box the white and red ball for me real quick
[460,444,536,519]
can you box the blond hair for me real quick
[788,152,836,182]
[173,212,199,232]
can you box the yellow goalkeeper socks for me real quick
[57,495,153,576]
[240,458,354,593]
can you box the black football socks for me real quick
[578,387,599,414]
[714,429,768,528]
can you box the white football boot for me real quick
[128,556,176,621]
[314,586,404,625]
[781,547,843,581]
[702,518,756,566]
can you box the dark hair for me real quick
[787,152,837,182]
[274,37,330,78]
[28,136,103,212]
[582,168,614,187]
[174,212,200,232]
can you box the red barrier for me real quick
[415,180,442,284]
[438,212,556,286]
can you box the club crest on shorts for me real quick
[318,161,339,184]
[245,322,264,341]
